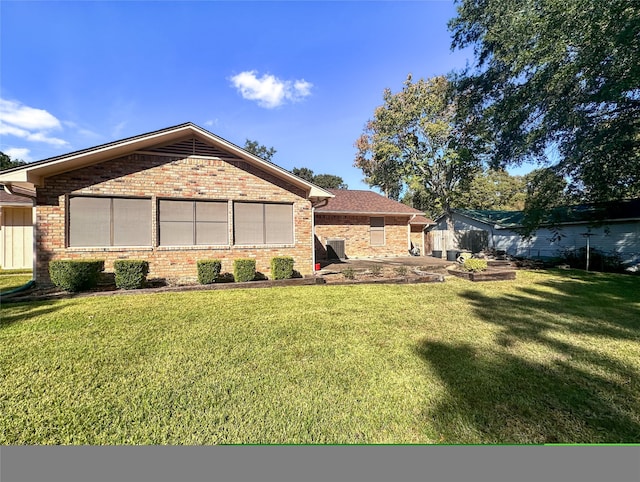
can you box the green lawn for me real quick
[0,270,33,292]
[1,270,639,444]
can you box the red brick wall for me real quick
[410,225,425,255]
[35,154,314,283]
[314,214,410,259]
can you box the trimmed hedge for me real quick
[197,259,222,284]
[49,260,105,292]
[234,258,256,282]
[113,260,149,290]
[462,258,488,272]
[270,257,294,280]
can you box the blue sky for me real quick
[1,0,476,190]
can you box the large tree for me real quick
[1,152,27,171]
[355,75,480,222]
[243,139,277,162]
[403,168,527,217]
[292,167,347,189]
[457,168,527,211]
[449,0,640,203]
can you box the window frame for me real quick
[370,216,385,246]
[158,198,229,247]
[67,195,152,248]
[233,201,294,246]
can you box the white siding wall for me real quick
[430,213,640,265]
[493,222,640,265]
[0,207,33,270]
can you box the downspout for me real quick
[2,184,37,281]
[310,198,329,273]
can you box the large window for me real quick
[370,217,385,246]
[234,202,293,245]
[69,196,152,247]
[159,200,228,246]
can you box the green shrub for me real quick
[369,265,382,277]
[394,265,408,277]
[462,258,488,272]
[234,258,256,282]
[562,247,625,273]
[113,260,149,290]
[270,256,294,280]
[49,260,105,292]
[342,267,356,280]
[197,259,222,284]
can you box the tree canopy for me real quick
[449,0,640,203]
[1,152,27,171]
[291,167,347,189]
[457,168,527,211]
[242,140,347,189]
[243,139,277,162]
[355,75,480,221]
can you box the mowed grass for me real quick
[1,270,639,444]
[0,270,32,292]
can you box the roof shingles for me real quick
[316,189,432,221]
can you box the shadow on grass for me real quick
[415,270,640,443]
[0,300,70,330]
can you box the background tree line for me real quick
[243,139,347,190]
[354,0,639,231]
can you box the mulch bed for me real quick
[3,265,452,303]
[447,267,517,281]
[5,261,521,303]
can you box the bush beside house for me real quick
[49,260,105,292]
[113,260,149,290]
[197,260,222,284]
[234,259,256,282]
[270,257,294,280]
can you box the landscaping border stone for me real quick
[447,268,516,281]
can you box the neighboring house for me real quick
[428,200,640,267]
[0,190,33,270]
[314,189,434,260]
[0,123,334,283]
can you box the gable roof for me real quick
[0,122,333,200]
[0,190,33,206]
[409,215,433,225]
[451,199,640,229]
[315,189,433,222]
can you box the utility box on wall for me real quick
[326,238,345,259]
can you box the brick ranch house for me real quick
[0,123,433,284]
[0,123,334,283]
[314,189,433,260]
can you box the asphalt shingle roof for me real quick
[0,190,32,205]
[316,189,432,220]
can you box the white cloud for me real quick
[4,147,32,162]
[0,121,68,147]
[25,131,68,147]
[0,99,61,130]
[0,98,69,147]
[204,119,219,128]
[0,123,29,138]
[230,71,313,108]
